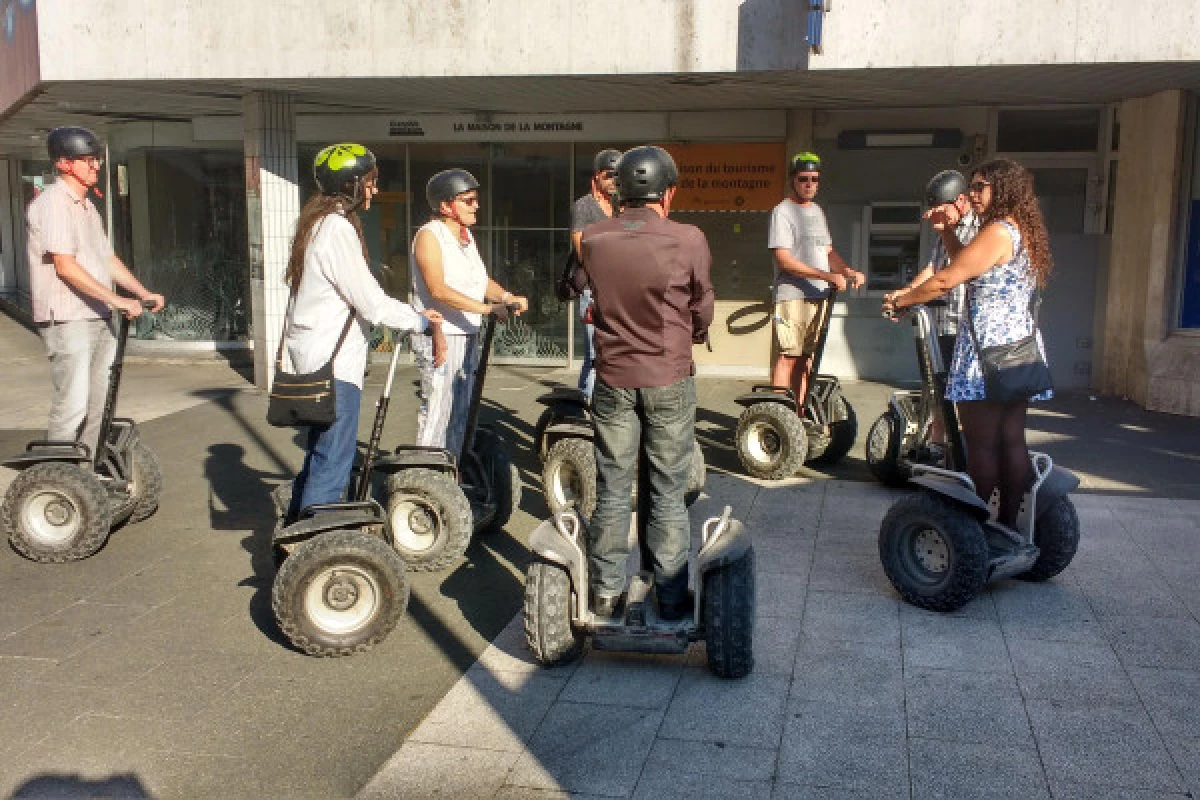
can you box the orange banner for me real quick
[661,142,786,212]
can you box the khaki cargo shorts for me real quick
[774,298,828,357]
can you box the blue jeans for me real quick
[577,290,596,401]
[589,376,696,604]
[288,379,362,519]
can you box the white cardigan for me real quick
[285,212,428,388]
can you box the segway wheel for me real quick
[385,468,473,572]
[271,529,409,657]
[810,390,857,466]
[470,428,521,533]
[524,560,585,667]
[542,438,597,518]
[127,438,163,524]
[879,492,988,612]
[3,462,112,563]
[865,410,912,488]
[735,402,807,480]
[1017,496,1080,582]
[703,547,756,679]
[686,440,706,506]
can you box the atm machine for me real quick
[862,202,925,292]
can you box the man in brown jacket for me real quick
[578,145,715,620]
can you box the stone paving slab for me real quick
[360,483,1200,799]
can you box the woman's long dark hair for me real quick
[284,170,376,290]
[974,159,1053,287]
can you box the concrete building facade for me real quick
[2,0,1200,414]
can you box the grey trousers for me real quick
[38,317,118,460]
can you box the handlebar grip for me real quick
[141,299,157,310]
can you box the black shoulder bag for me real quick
[266,295,355,428]
[966,288,1052,403]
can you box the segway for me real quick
[865,299,965,487]
[378,306,520,571]
[533,388,706,517]
[271,332,414,658]
[734,290,857,480]
[2,300,162,562]
[524,504,755,679]
[877,305,1081,612]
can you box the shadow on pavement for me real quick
[11,773,151,799]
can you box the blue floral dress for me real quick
[946,220,1052,403]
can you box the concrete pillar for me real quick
[1102,89,1200,416]
[244,91,300,390]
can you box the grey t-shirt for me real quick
[571,193,609,232]
[768,199,833,300]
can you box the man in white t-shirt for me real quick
[767,152,863,407]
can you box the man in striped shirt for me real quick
[25,127,164,459]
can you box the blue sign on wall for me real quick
[1182,200,1200,328]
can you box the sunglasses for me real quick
[599,170,616,179]
[968,180,991,193]
[794,175,819,184]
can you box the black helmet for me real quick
[925,170,968,207]
[313,143,377,199]
[788,151,821,175]
[426,168,480,212]
[47,127,102,161]
[615,146,679,203]
[592,149,621,174]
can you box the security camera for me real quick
[956,153,972,167]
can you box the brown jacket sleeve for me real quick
[688,227,715,343]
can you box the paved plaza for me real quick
[0,312,1199,799]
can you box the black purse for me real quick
[266,296,355,428]
[966,289,1053,403]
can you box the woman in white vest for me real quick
[412,169,528,458]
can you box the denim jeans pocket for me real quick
[643,378,692,417]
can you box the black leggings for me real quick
[957,400,1031,527]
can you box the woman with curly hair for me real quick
[883,159,1053,530]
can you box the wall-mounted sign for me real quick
[296,113,668,143]
[194,110,787,145]
[1,0,40,116]
[662,142,786,212]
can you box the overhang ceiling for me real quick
[4,62,1200,156]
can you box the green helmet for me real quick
[789,151,821,175]
[313,143,377,200]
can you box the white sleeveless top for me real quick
[411,219,489,335]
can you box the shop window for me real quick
[1179,99,1200,329]
[485,142,571,361]
[997,108,1101,153]
[112,148,248,341]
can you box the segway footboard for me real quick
[908,470,991,519]
[3,441,91,469]
[274,502,387,550]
